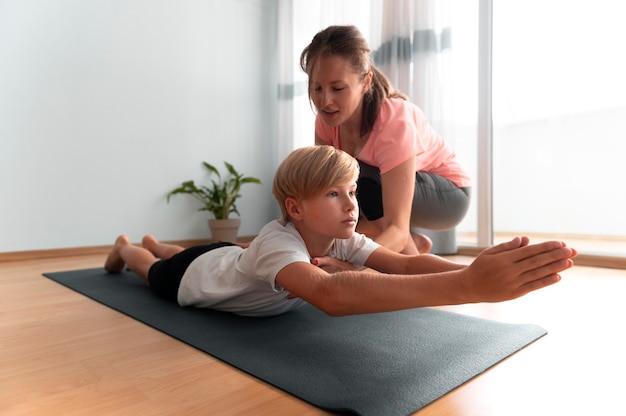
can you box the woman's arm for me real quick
[362,157,418,253]
[311,239,467,275]
[276,237,576,316]
[364,245,465,274]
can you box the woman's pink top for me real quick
[315,97,471,188]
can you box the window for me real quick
[456,0,626,257]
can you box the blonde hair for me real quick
[272,146,359,221]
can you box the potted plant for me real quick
[167,161,261,242]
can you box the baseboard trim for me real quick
[0,236,256,263]
[2,239,624,270]
[457,246,626,270]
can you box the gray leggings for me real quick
[357,160,471,231]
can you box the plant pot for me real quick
[208,218,241,242]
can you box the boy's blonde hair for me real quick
[272,145,359,221]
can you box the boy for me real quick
[105,146,576,317]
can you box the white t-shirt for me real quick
[177,220,380,317]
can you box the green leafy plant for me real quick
[167,161,261,220]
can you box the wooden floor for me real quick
[2,251,626,415]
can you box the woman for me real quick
[300,25,471,255]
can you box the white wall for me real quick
[0,0,280,252]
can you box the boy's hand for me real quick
[463,237,577,303]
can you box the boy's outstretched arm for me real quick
[276,237,576,316]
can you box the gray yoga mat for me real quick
[43,268,547,416]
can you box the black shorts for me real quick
[147,242,236,303]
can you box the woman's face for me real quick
[310,55,371,128]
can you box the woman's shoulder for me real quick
[375,97,423,132]
[374,96,424,134]
[380,96,424,121]
[378,97,425,128]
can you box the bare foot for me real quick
[141,234,158,251]
[104,235,130,273]
[141,234,184,259]
[411,232,433,254]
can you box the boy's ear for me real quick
[285,197,303,220]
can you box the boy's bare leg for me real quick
[141,235,184,259]
[104,235,158,284]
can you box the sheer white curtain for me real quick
[276,0,455,159]
[275,0,299,165]
[370,0,454,141]
[275,0,372,161]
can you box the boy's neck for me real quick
[291,221,334,258]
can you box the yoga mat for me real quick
[43,268,546,416]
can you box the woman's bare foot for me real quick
[104,235,130,273]
[412,232,433,254]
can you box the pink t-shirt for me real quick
[315,97,471,188]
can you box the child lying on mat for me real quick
[105,145,576,317]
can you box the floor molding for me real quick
[457,246,626,270]
[0,236,255,263]
[2,239,624,270]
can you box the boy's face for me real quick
[298,180,359,240]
